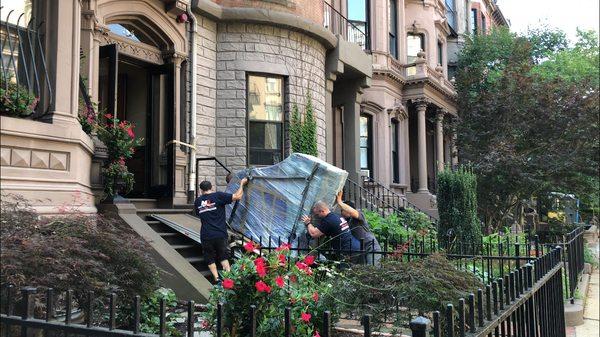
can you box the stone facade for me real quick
[210,22,328,185]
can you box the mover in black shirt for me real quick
[194,178,248,282]
[302,201,357,254]
[336,191,382,265]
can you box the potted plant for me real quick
[0,80,39,117]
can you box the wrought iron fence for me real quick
[1,247,566,337]
[1,10,52,119]
[322,0,370,51]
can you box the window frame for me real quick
[407,33,425,63]
[481,12,487,34]
[359,113,374,177]
[389,0,398,59]
[471,8,478,35]
[246,73,285,167]
[437,40,443,66]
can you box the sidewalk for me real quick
[567,243,599,337]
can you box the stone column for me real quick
[44,0,82,125]
[325,73,336,164]
[435,110,445,172]
[416,101,428,192]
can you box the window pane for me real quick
[360,148,368,169]
[248,75,282,121]
[348,0,367,21]
[249,122,282,165]
[471,9,478,34]
[360,116,369,136]
[407,34,423,63]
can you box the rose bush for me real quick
[96,114,143,198]
[201,242,338,337]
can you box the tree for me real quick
[436,168,481,248]
[290,92,318,156]
[455,27,599,230]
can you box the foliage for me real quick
[201,242,337,337]
[78,98,99,135]
[436,167,481,249]
[584,246,598,268]
[290,92,318,157]
[0,196,160,307]
[364,209,434,243]
[116,288,182,336]
[0,80,38,117]
[455,27,599,230]
[331,254,483,331]
[96,114,143,198]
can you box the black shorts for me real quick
[202,237,229,265]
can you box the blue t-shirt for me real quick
[194,192,233,240]
[317,212,353,250]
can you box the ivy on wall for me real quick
[290,92,318,157]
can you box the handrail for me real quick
[322,0,370,51]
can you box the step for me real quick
[146,220,175,233]
[185,256,204,264]
[128,198,158,209]
[137,208,193,215]
[171,244,197,250]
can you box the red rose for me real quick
[244,241,256,253]
[301,312,311,323]
[295,261,308,270]
[304,255,315,266]
[105,114,113,119]
[305,267,313,276]
[278,254,286,266]
[255,280,271,293]
[312,291,319,302]
[222,278,234,290]
[276,243,291,252]
[275,275,285,288]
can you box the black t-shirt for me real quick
[194,192,233,240]
[348,211,381,251]
[317,212,353,250]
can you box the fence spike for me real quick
[46,288,54,322]
[187,300,195,337]
[66,289,73,325]
[159,298,166,337]
[86,290,94,328]
[249,304,256,337]
[109,292,116,330]
[134,295,141,334]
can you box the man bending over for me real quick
[302,201,358,256]
[195,178,248,282]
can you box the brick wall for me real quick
[212,22,327,187]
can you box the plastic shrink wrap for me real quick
[225,153,348,246]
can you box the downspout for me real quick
[187,8,198,203]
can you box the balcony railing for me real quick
[322,1,370,52]
[1,10,52,119]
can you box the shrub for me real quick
[364,209,434,243]
[0,80,38,117]
[0,196,160,306]
[584,246,598,268]
[290,92,318,157]
[331,254,483,331]
[436,167,481,250]
[201,242,338,337]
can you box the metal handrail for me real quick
[322,0,370,51]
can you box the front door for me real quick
[98,44,175,200]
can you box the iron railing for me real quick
[322,0,370,51]
[0,10,52,119]
[410,246,566,337]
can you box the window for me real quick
[437,41,443,66]
[389,0,398,59]
[481,12,487,34]
[360,114,373,177]
[347,0,370,49]
[445,0,456,32]
[407,34,424,63]
[391,119,400,183]
[470,9,478,35]
[448,64,458,81]
[247,75,284,166]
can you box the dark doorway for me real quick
[98,45,174,199]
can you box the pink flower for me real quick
[275,275,285,288]
[105,114,113,120]
[312,291,319,302]
[118,157,126,166]
[126,127,135,139]
[255,262,267,278]
[301,312,311,323]
[276,243,291,252]
[278,254,286,266]
[255,280,271,293]
[304,255,315,266]
[222,278,234,290]
[314,331,321,337]
[244,241,256,253]
[295,261,308,271]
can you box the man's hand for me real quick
[302,215,311,225]
[336,190,343,204]
[240,177,249,186]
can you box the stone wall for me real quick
[195,15,218,185]
[211,22,328,186]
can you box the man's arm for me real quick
[301,215,324,238]
[231,178,248,201]
[336,191,360,219]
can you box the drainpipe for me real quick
[187,8,198,203]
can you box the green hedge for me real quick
[436,167,481,249]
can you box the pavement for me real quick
[567,243,599,337]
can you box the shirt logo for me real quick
[197,200,217,214]
[339,217,349,231]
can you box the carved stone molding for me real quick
[96,33,165,65]
[0,146,69,171]
[387,104,408,121]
